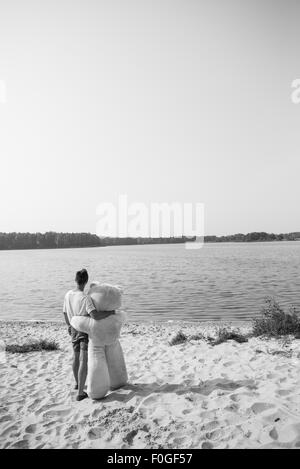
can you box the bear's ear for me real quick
[115,285,124,294]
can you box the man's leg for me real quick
[77,343,88,398]
[72,351,80,388]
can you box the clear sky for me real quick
[0,0,299,236]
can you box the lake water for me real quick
[0,242,300,322]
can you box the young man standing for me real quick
[63,268,97,401]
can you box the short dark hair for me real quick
[75,269,89,286]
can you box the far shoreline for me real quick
[0,238,300,253]
[0,230,300,251]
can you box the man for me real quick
[63,268,97,401]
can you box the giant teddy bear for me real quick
[71,283,128,399]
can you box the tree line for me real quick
[0,231,299,250]
[0,232,194,250]
[204,232,300,243]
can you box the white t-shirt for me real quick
[63,290,95,323]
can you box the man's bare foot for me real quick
[76,392,88,401]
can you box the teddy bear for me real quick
[71,283,128,399]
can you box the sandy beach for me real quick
[1,320,300,449]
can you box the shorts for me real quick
[69,325,89,352]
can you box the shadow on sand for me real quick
[102,378,257,404]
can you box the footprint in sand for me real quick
[44,428,56,436]
[34,443,45,449]
[206,428,226,441]
[269,427,278,440]
[123,429,138,445]
[202,441,214,449]
[88,427,102,440]
[202,420,219,432]
[25,424,37,434]
[172,436,185,446]
[0,414,12,423]
[276,424,300,444]
[140,395,158,407]
[27,399,43,413]
[251,402,275,414]
[43,407,72,419]
[230,394,239,402]
[9,439,29,449]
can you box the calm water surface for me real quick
[0,242,300,322]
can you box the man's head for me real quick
[75,269,89,290]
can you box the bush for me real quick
[189,333,205,341]
[210,328,248,346]
[253,298,300,337]
[169,330,188,346]
[6,340,59,353]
